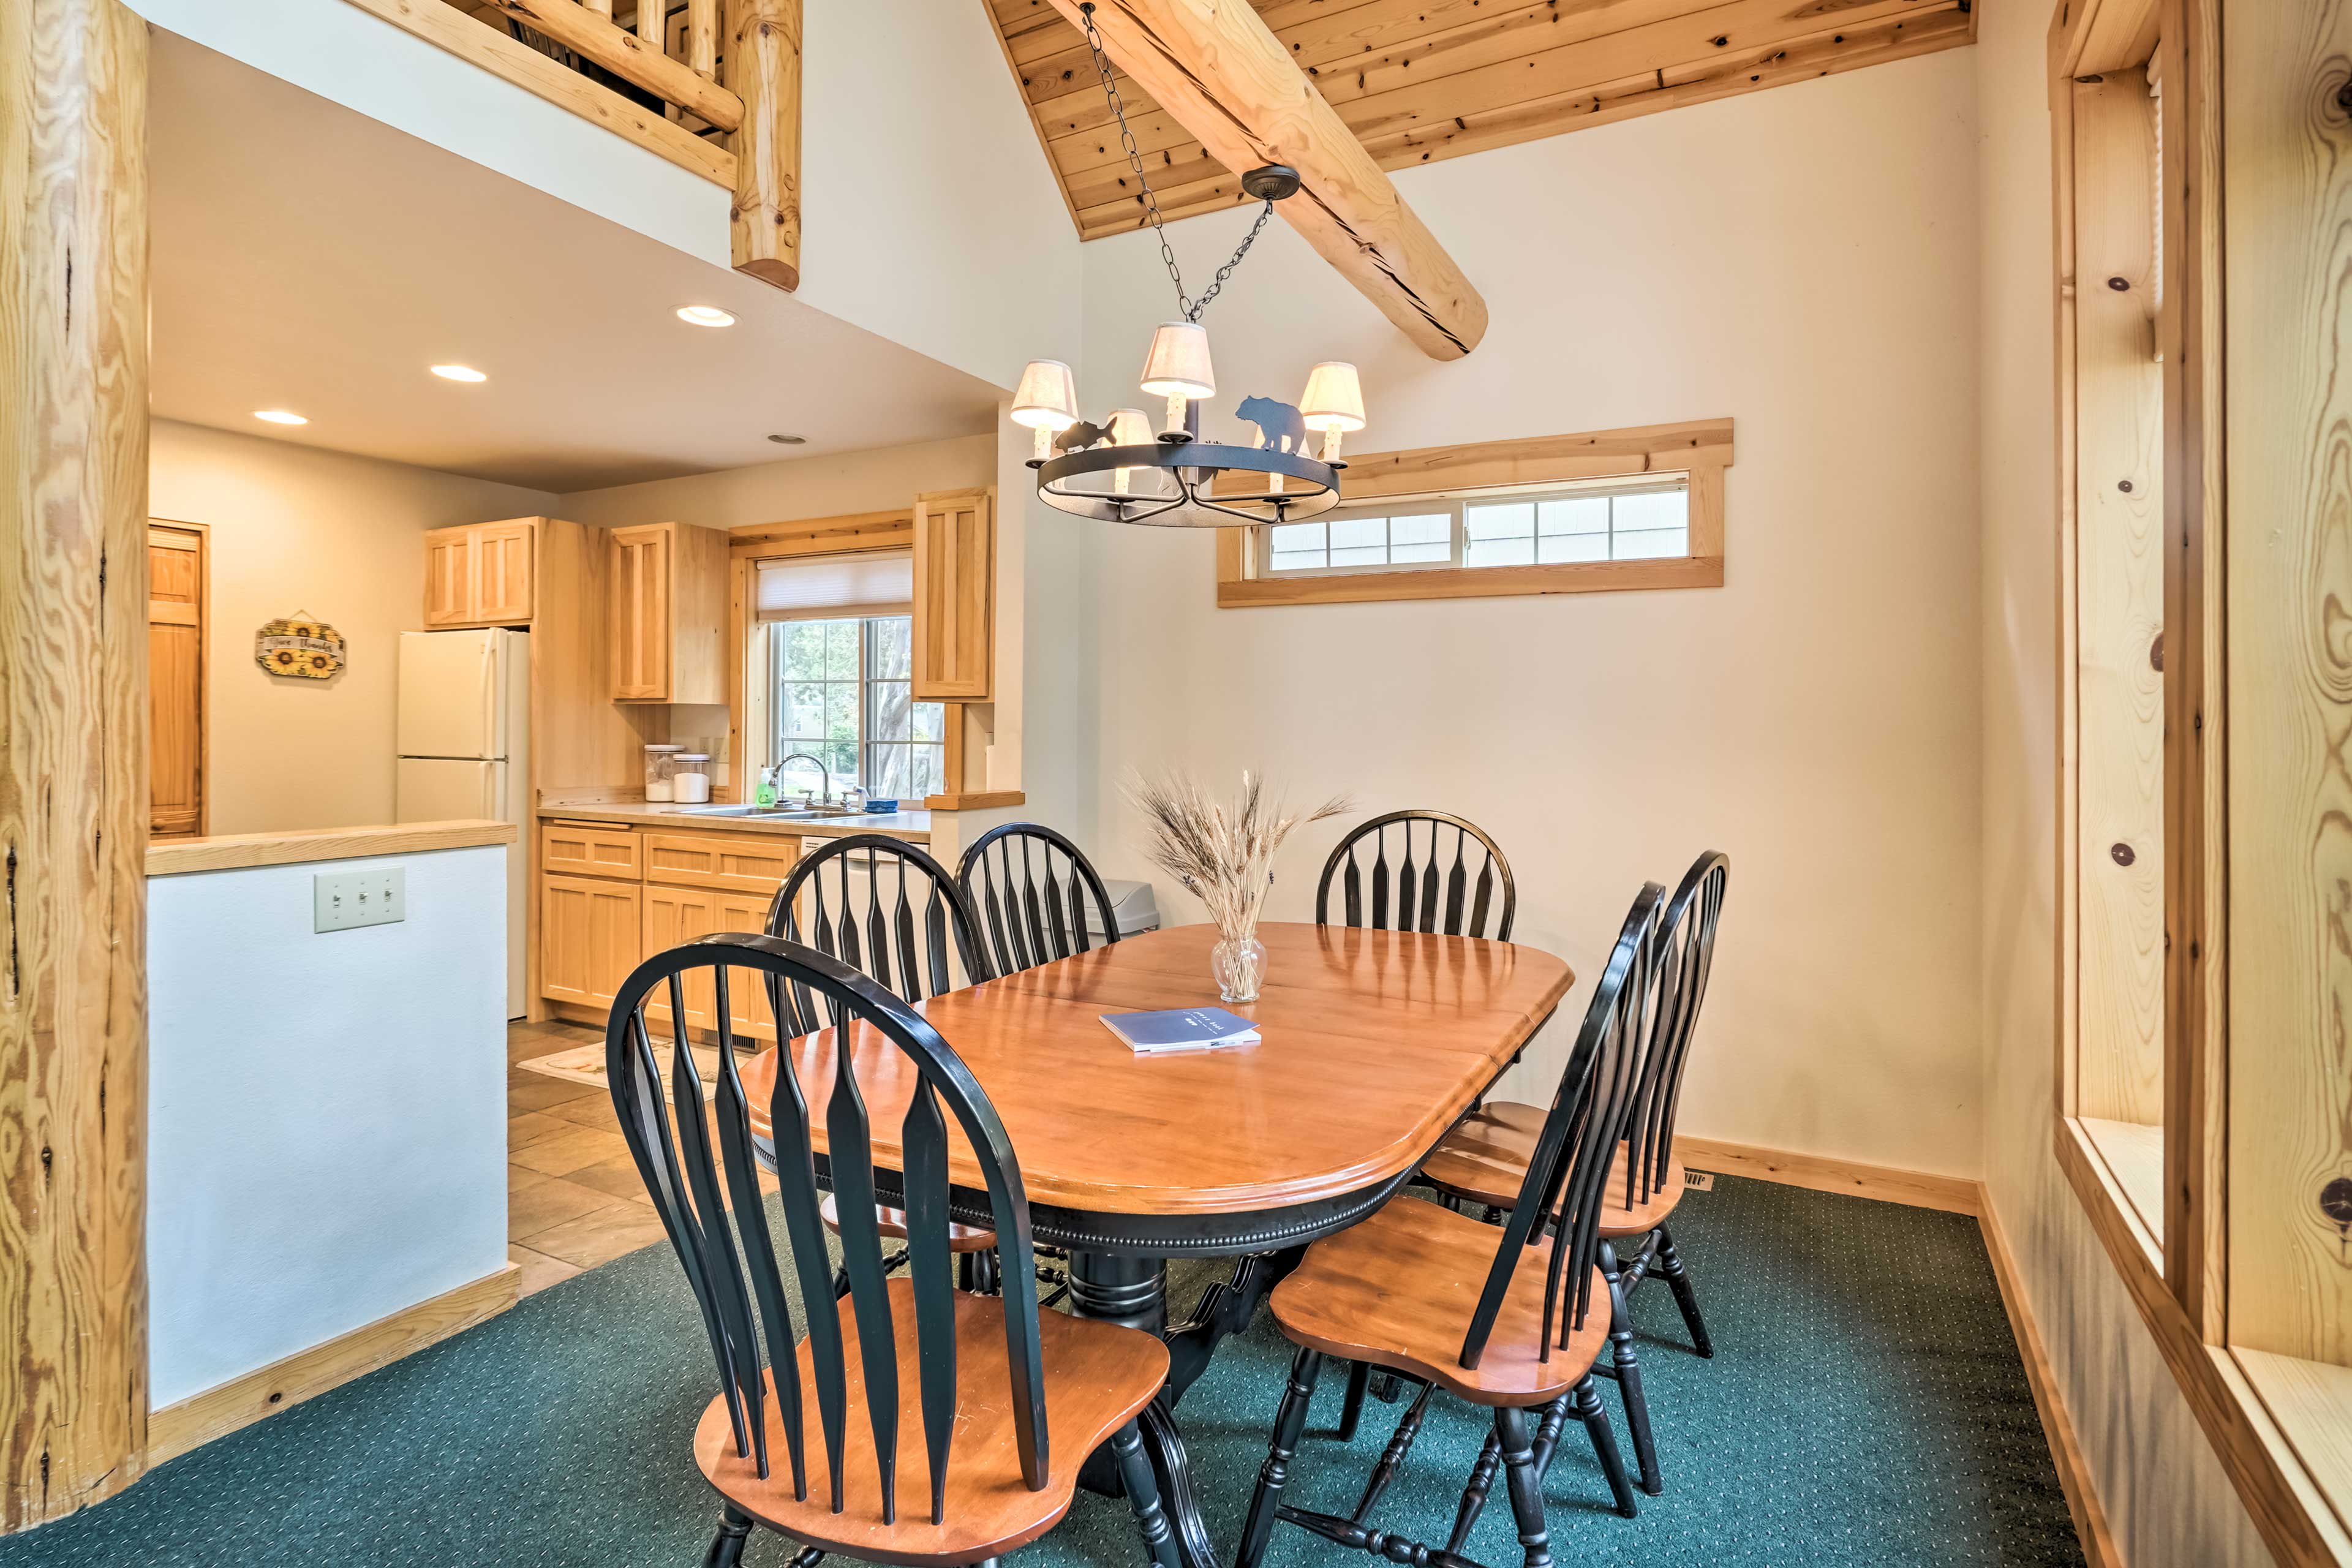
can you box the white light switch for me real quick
[315,867,405,933]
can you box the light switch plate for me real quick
[315,866,405,933]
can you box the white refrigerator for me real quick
[396,629,530,1018]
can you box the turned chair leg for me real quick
[1572,1375,1639,1518]
[1447,1428,1503,1555]
[702,1504,754,1568]
[1599,1242,1661,1494]
[1109,1419,1182,1568]
[1495,1406,1554,1568]
[1235,1345,1324,1568]
[1337,1360,1371,1441]
[1654,1225,1713,1357]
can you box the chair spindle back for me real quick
[1619,851,1729,1211]
[606,934,1049,1529]
[1315,810,1517,940]
[1457,883,1666,1371]
[765,834,989,1037]
[956,822,1123,976]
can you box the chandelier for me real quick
[1010,4,1365,527]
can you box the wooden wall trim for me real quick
[2056,1121,2352,1565]
[146,1264,519,1467]
[1675,1137,1978,1215]
[145,820,518,878]
[727,0,801,291]
[336,0,734,186]
[1979,1196,2125,1568]
[0,0,153,1528]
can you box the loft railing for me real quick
[349,0,802,290]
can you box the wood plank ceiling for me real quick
[987,0,1977,241]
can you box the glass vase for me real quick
[1211,932,1267,1004]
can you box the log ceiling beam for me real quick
[1041,0,1487,360]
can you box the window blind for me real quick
[753,551,913,622]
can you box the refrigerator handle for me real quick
[478,635,502,759]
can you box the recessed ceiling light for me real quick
[431,364,488,383]
[254,410,308,425]
[676,304,736,328]
[766,434,806,445]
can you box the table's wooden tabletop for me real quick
[736,921,1573,1218]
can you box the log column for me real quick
[0,0,151,1531]
[728,0,801,292]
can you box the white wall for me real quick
[1970,9,2267,1561]
[795,0,1083,391]
[1066,49,1988,1178]
[127,0,729,266]
[147,845,510,1408]
[151,420,557,835]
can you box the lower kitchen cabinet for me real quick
[540,822,794,1041]
[539,873,641,1012]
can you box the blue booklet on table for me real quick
[1101,1006,1261,1055]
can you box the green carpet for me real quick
[0,1176,2082,1567]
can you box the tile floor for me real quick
[503,1017,772,1295]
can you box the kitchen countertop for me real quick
[537,799,932,843]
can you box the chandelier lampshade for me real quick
[1140,322,1216,434]
[1011,359,1080,460]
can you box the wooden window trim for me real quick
[2046,0,2352,1561]
[1213,418,1731,609]
[722,510,1020,812]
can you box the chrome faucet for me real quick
[776,752,831,806]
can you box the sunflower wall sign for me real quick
[255,614,345,680]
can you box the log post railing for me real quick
[399,0,801,291]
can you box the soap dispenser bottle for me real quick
[753,765,778,809]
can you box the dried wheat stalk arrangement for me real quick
[1123,769,1351,942]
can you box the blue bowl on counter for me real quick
[863,799,899,814]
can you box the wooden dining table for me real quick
[735,919,1573,1568]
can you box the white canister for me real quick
[673,753,712,805]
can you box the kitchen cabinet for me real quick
[423,519,537,628]
[538,872,641,1012]
[540,822,797,1041]
[911,488,994,701]
[609,521,729,703]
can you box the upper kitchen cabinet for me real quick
[423,518,537,628]
[911,488,994,701]
[609,521,728,704]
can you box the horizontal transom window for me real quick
[1261,476,1692,578]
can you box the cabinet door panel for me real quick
[540,873,640,1011]
[423,526,476,628]
[714,892,781,1044]
[473,521,536,624]
[912,489,993,700]
[641,883,720,1031]
[611,526,671,700]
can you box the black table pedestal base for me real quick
[1069,1247,1302,1568]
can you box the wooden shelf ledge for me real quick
[147,820,518,877]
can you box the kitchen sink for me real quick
[668,804,861,820]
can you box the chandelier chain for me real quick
[1079,3,1272,324]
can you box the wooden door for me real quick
[641,881,720,1031]
[912,489,993,700]
[147,523,205,839]
[472,521,536,624]
[540,873,641,1011]
[423,526,477,627]
[611,524,671,700]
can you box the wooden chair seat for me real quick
[696,1278,1169,1565]
[1422,1102,1686,1237]
[820,1193,996,1254]
[1269,1195,1610,1406]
